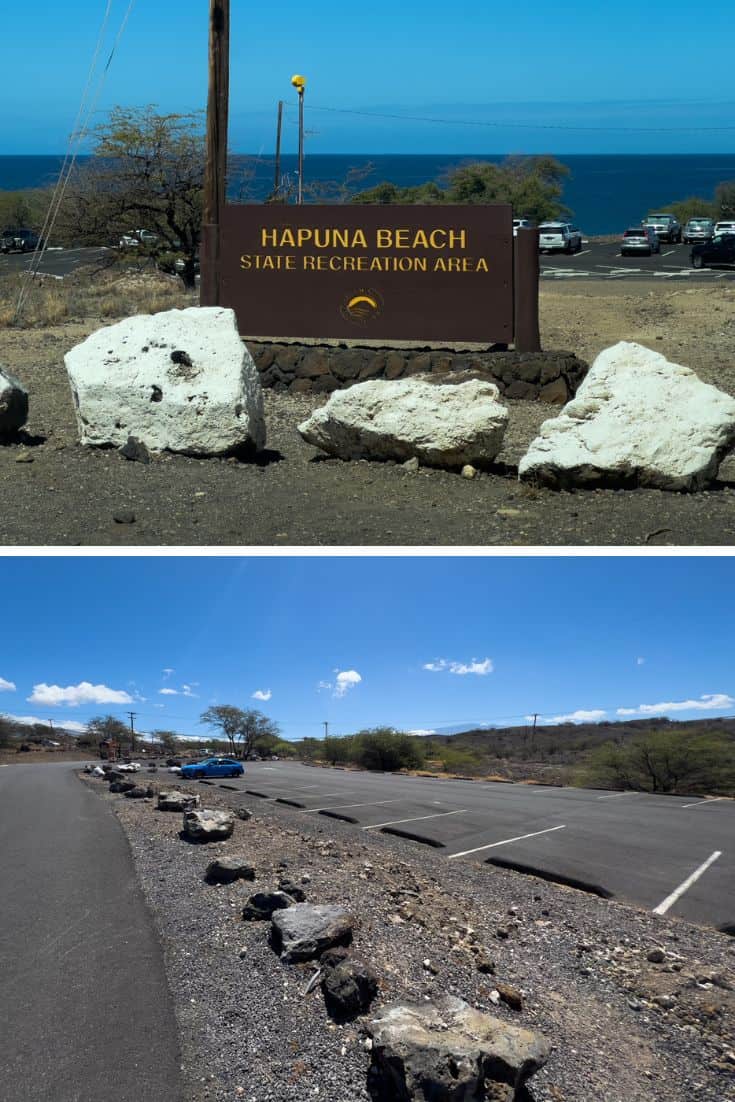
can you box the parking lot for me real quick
[0,246,109,279]
[542,240,735,281]
[188,760,733,932]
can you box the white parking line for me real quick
[653,851,722,915]
[597,791,637,800]
[680,797,728,809]
[447,824,566,860]
[662,249,675,256]
[363,809,467,831]
[576,249,591,257]
[300,798,403,814]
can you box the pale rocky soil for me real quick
[83,772,735,1102]
[0,279,733,546]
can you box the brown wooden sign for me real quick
[219,204,514,343]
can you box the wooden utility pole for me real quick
[201,0,230,306]
[127,712,137,754]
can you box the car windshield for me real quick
[647,215,671,222]
[624,230,645,237]
[689,220,711,227]
[540,227,562,234]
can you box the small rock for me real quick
[654,995,676,1010]
[157,790,200,812]
[0,366,29,436]
[242,891,294,921]
[461,464,477,480]
[320,948,379,1020]
[496,928,510,940]
[423,959,439,975]
[403,456,420,473]
[119,435,151,463]
[14,450,33,463]
[206,857,256,885]
[235,806,252,821]
[647,948,666,964]
[113,510,136,525]
[496,982,523,1012]
[124,785,149,799]
[182,807,235,843]
[475,949,495,975]
[278,877,306,902]
[271,903,355,963]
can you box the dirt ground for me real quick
[0,279,734,547]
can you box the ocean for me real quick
[2,153,735,236]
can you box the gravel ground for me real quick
[1,281,734,546]
[82,774,735,1102]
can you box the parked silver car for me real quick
[621,226,660,256]
[537,222,583,253]
[641,213,681,244]
[683,218,715,244]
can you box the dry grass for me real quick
[0,262,194,328]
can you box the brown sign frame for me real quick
[218,204,517,344]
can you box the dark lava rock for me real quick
[206,856,256,885]
[242,891,294,921]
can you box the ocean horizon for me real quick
[2,153,735,236]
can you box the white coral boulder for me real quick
[298,377,508,468]
[65,307,265,455]
[519,341,735,491]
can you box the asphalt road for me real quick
[541,240,735,281]
[0,246,109,279]
[197,761,734,933]
[0,762,182,1102]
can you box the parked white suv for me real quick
[538,222,583,253]
[713,221,735,237]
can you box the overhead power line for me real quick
[299,102,735,134]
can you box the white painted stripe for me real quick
[680,797,728,809]
[597,791,637,800]
[300,798,403,813]
[363,809,467,830]
[576,249,591,257]
[662,249,675,256]
[653,851,722,915]
[447,824,566,860]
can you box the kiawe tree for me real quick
[200,705,280,760]
[62,106,205,288]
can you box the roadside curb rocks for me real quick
[206,856,256,885]
[271,903,355,963]
[181,807,235,843]
[365,995,549,1101]
[320,947,379,1021]
[157,789,200,812]
[0,366,29,437]
[242,890,294,921]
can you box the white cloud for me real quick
[162,668,174,678]
[423,657,494,676]
[543,709,607,724]
[158,684,198,698]
[252,689,272,702]
[616,693,735,717]
[0,677,16,692]
[334,670,362,699]
[28,681,134,707]
[408,729,437,737]
[636,657,646,666]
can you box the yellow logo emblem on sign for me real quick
[341,289,383,326]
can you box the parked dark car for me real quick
[180,756,244,779]
[1,228,41,253]
[690,233,735,270]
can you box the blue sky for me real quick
[2,1,734,154]
[1,557,732,742]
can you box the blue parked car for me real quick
[180,757,244,779]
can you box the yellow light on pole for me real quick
[291,75,307,204]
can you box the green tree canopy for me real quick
[351,156,571,224]
[200,705,280,760]
[60,106,205,287]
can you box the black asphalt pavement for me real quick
[0,762,182,1102]
[0,246,109,279]
[205,761,733,932]
[541,239,735,281]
